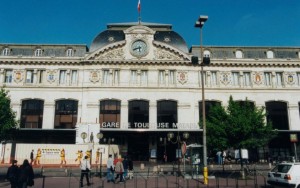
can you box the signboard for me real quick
[290,134,298,143]
[76,123,100,144]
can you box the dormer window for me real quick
[2,48,10,56]
[266,50,274,59]
[235,50,243,58]
[66,48,74,57]
[34,49,43,56]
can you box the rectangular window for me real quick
[113,70,119,85]
[141,70,148,85]
[199,71,207,86]
[130,70,137,85]
[159,70,165,85]
[102,70,110,84]
[39,70,45,84]
[297,73,300,86]
[26,70,34,83]
[264,72,272,86]
[34,49,42,56]
[71,70,77,84]
[59,70,67,84]
[4,70,12,83]
[243,72,251,86]
[66,49,74,57]
[276,72,283,86]
[169,70,176,85]
[232,72,239,86]
[211,71,218,86]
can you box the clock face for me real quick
[131,40,148,57]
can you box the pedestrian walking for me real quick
[127,156,134,179]
[106,154,115,183]
[114,157,124,183]
[216,151,222,165]
[6,160,19,188]
[122,156,129,180]
[30,150,34,165]
[18,159,34,188]
[80,155,91,187]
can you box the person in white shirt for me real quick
[80,156,91,187]
[106,154,115,183]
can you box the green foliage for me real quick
[0,87,18,141]
[206,96,276,151]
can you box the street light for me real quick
[166,132,189,177]
[195,15,209,185]
[96,132,104,178]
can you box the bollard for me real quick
[140,163,145,170]
[268,163,272,169]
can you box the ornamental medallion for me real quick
[89,71,100,83]
[177,71,188,84]
[252,72,263,85]
[13,70,24,83]
[284,72,295,85]
[46,70,56,83]
[220,72,231,85]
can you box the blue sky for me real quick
[0,0,299,48]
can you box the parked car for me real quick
[267,162,300,188]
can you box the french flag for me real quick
[137,0,141,12]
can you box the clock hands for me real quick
[133,46,142,52]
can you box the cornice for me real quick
[211,59,300,67]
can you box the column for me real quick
[43,102,55,129]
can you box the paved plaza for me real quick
[0,162,273,188]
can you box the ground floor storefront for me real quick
[2,129,300,164]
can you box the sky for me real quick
[0,0,300,48]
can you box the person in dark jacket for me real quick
[6,160,19,188]
[18,159,34,188]
[122,157,129,180]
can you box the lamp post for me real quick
[96,132,104,178]
[167,132,189,177]
[195,15,209,185]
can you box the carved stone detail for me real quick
[177,71,188,85]
[219,72,231,85]
[252,72,264,85]
[94,48,125,60]
[46,70,57,83]
[89,70,101,83]
[13,70,24,83]
[154,49,181,60]
[284,72,296,85]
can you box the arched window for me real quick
[2,48,10,56]
[266,101,289,130]
[54,99,78,129]
[157,100,177,129]
[34,48,43,56]
[128,100,149,129]
[235,50,243,58]
[199,100,221,121]
[99,100,121,128]
[20,99,44,128]
[266,50,274,59]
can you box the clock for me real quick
[131,40,148,57]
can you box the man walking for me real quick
[80,156,91,187]
[106,154,115,183]
[6,160,19,188]
[30,150,34,165]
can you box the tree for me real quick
[0,87,18,141]
[206,96,276,160]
